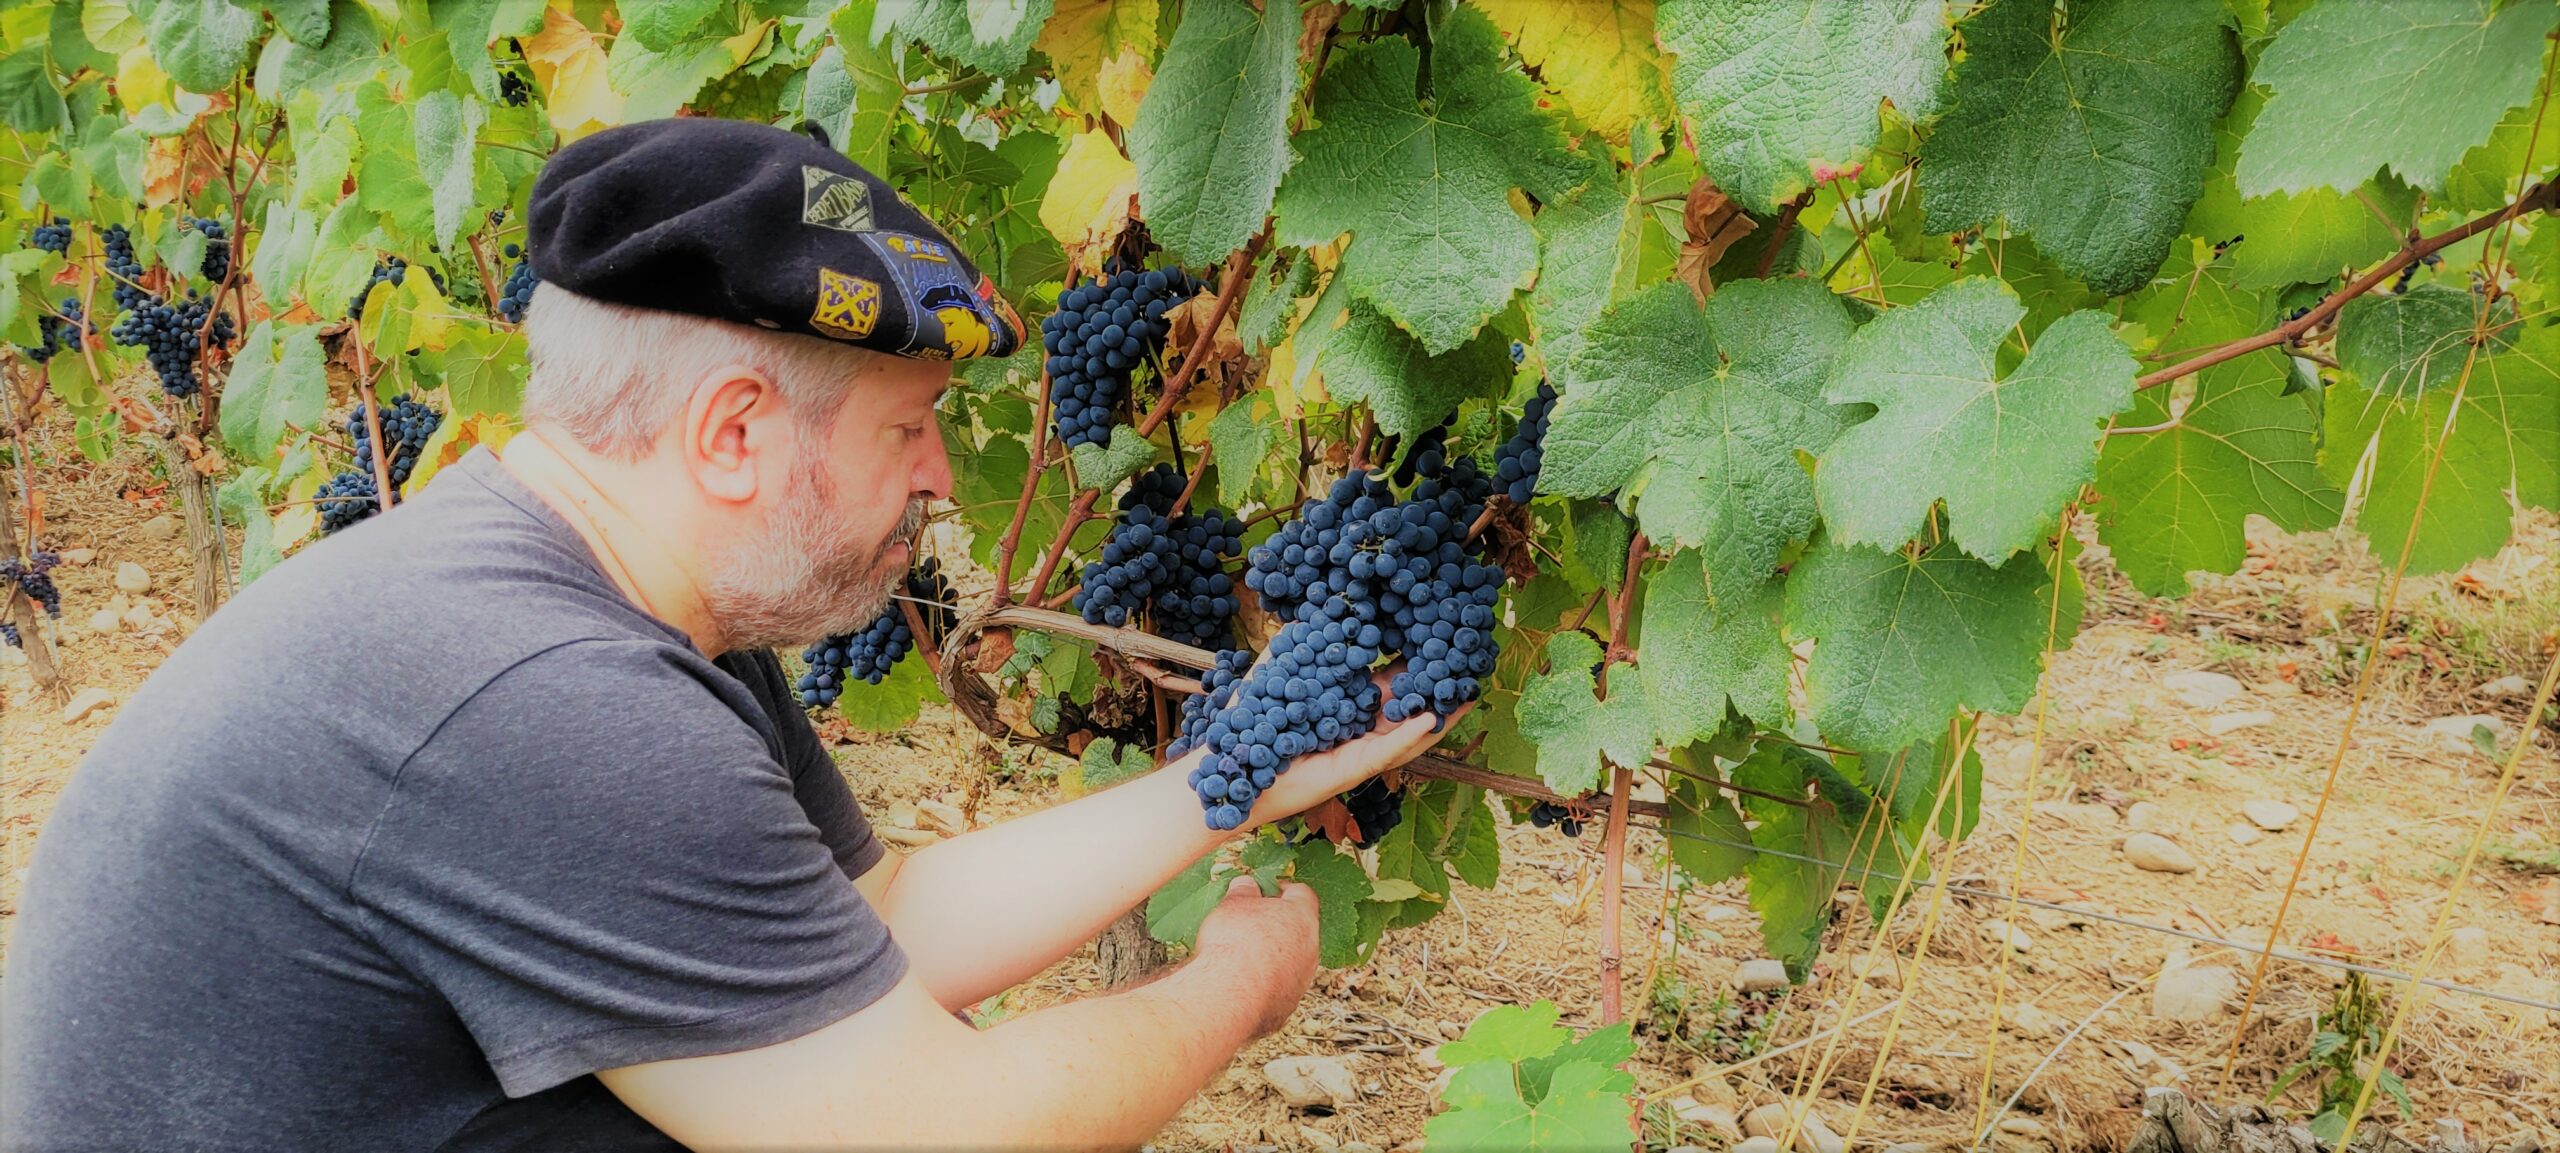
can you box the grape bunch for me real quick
[4,550,64,619]
[347,257,442,320]
[1168,456,1506,830]
[1072,466,1244,650]
[499,69,532,106]
[317,395,443,534]
[1340,777,1406,848]
[1039,264,1204,448]
[496,244,538,323]
[189,217,230,283]
[1525,799,1585,838]
[29,216,71,255]
[796,559,956,707]
[109,291,234,399]
[22,300,84,364]
[1493,382,1557,505]
[101,225,152,312]
[1,622,19,648]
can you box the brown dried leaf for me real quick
[975,626,1018,674]
[1303,797,1363,845]
[1675,174,1757,304]
[1300,3,1347,63]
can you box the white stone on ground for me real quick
[2241,799,2299,831]
[2123,832,2198,874]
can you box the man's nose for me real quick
[914,436,954,503]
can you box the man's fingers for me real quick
[1223,876,1263,898]
[1274,881,1319,911]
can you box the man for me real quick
[1,119,1447,1150]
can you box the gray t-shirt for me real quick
[1,449,907,1151]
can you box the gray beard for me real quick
[707,474,926,652]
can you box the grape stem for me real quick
[1752,191,1814,280]
[991,270,1078,606]
[899,597,944,682]
[2134,178,2559,390]
[1595,531,1647,1027]
[348,341,396,515]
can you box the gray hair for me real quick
[519,285,883,460]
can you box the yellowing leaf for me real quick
[1476,0,1673,143]
[274,466,323,549]
[1097,48,1152,127]
[1037,0,1159,114]
[143,137,185,208]
[405,410,514,493]
[84,0,145,54]
[523,1,623,142]
[1040,129,1138,253]
[116,45,173,114]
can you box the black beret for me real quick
[526,118,1025,361]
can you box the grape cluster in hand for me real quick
[1040,265,1203,448]
[189,217,230,283]
[22,300,83,364]
[317,395,443,535]
[29,217,70,256]
[796,559,956,706]
[1341,777,1406,848]
[4,550,64,619]
[101,225,151,312]
[496,244,537,323]
[1168,455,1504,830]
[1493,382,1557,505]
[1073,465,1243,650]
[110,291,234,399]
[1525,800,1585,838]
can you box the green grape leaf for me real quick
[2237,0,2558,196]
[1918,0,2240,296]
[2321,325,2559,574]
[2187,87,2417,290]
[1639,550,1789,741]
[218,322,327,461]
[1237,249,1311,356]
[1145,856,1224,946]
[1271,4,1593,354]
[0,50,71,136]
[2097,251,2340,595]
[1543,279,1856,587]
[1866,736,1984,844]
[623,0,724,52]
[1429,1034,1636,1150]
[1207,393,1276,508]
[1290,839,1378,968]
[1663,770,1753,885]
[1129,0,1300,266]
[1816,278,2137,561]
[1955,237,2105,345]
[1035,0,1159,113]
[1438,1001,1569,1068]
[832,644,945,732]
[806,2,903,177]
[148,0,263,94]
[1301,273,1517,440]
[1079,736,1154,790]
[430,0,509,99]
[2335,284,2503,397]
[260,0,335,47]
[1369,795,1453,930]
[1514,632,1654,797]
[1068,423,1160,492]
[1786,535,2083,752]
[47,0,116,78]
[2443,93,2560,214]
[410,89,486,252]
[1658,0,1947,214]
[875,0,1053,76]
[1730,744,1857,979]
[1474,0,1673,145]
[607,15,752,122]
[1529,158,1651,371]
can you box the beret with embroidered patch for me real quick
[526,118,1025,362]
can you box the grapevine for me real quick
[28,217,70,256]
[3,551,64,619]
[797,559,956,707]
[1039,265,1202,448]
[316,396,442,535]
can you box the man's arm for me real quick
[863,696,1455,1010]
[601,879,1317,1151]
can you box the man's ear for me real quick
[680,363,783,504]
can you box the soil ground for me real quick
[5,423,2555,1152]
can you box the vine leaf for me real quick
[832,646,946,733]
[1543,279,1857,588]
[2321,325,2560,574]
[1078,736,1154,790]
[2096,249,2339,595]
[1663,770,1752,885]
[1207,393,1276,508]
[1129,0,1298,266]
[1816,277,2137,563]
[523,3,623,141]
[1068,424,1158,492]
[1918,0,2240,295]
[1514,632,1654,797]
[1290,839,1377,968]
[2186,87,2417,290]
[1145,856,1224,946]
[1657,0,1946,215]
[1638,549,1789,741]
[2334,284,2511,399]
[218,323,327,462]
[1731,743,1855,980]
[146,0,262,94]
[411,90,486,252]
[804,2,905,177]
[2237,0,2559,197]
[1293,270,1516,439]
[1041,129,1139,250]
[1474,0,1674,144]
[873,0,1055,77]
[1271,3,1594,354]
[1528,159,1656,371]
[622,0,723,52]
[1785,535,2083,753]
[1427,1004,1637,1151]
[1037,0,1160,116]
[262,0,336,48]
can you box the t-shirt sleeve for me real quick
[349,640,908,1098]
[723,648,885,881]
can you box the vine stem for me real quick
[1021,233,1264,603]
[1595,532,1648,1029]
[992,271,1074,607]
[2135,178,2559,390]
[899,597,943,682]
[1751,192,1813,279]
[349,340,395,513]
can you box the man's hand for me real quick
[1191,878,1320,1037]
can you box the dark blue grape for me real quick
[1493,381,1558,505]
[101,225,152,312]
[1041,264,1204,448]
[22,299,83,364]
[3,550,63,619]
[28,217,71,256]
[108,290,233,398]
[496,253,538,323]
[796,560,958,705]
[189,217,230,283]
[1341,777,1405,847]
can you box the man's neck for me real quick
[497,430,729,654]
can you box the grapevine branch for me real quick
[2134,178,2559,390]
[1595,532,1648,1027]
